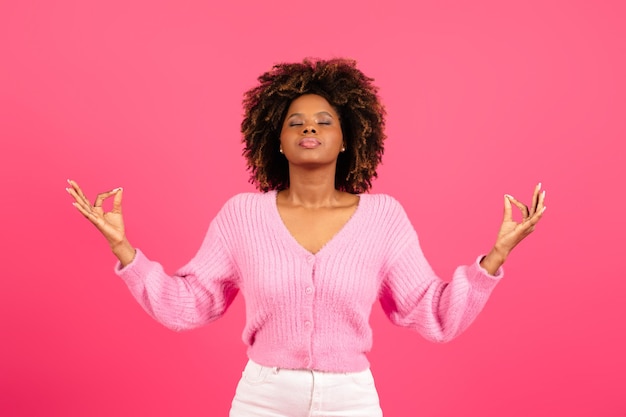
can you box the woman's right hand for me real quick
[66,179,136,266]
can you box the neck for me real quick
[282,165,340,208]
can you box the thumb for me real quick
[112,187,123,212]
[503,194,513,222]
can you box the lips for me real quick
[298,138,321,149]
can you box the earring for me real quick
[341,146,346,152]
[279,147,283,154]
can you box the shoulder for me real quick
[359,193,415,235]
[210,191,275,235]
[219,191,275,212]
[216,191,276,221]
[359,193,407,217]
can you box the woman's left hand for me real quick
[480,183,547,274]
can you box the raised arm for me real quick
[380,185,546,342]
[66,180,239,331]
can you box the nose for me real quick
[302,125,317,134]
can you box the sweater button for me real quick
[304,320,312,327]
[306,255,314,264]
[305,287,313,295]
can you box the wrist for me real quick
[490,244,510,264]
[480,247,508,275]
[110,237,136,267]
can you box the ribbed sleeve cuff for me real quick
[467,254,504,289]
[114,248,148,281]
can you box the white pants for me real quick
[229,360,383,417]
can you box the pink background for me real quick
[1,0,624,416]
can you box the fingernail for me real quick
[67,179,72,184]
[538,182,542,190]
[115,187,123,192]
[542,206,547,212]
[65,187,71,193]
[505,194,514,200]
[542,190,546,198]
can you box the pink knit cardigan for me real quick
[116,191,503,372]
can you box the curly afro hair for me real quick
[241,58,386,194]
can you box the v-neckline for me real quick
[268,190,364,258]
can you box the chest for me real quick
[277,205,358,254]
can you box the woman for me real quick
[67,58,546,416]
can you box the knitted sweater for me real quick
[115,191,503,372]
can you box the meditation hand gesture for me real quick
[66,179,136,266]
[481,183,547,274]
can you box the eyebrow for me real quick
[286,111,335,119]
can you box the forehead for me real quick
[287,94,337,115]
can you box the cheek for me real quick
[334,129,344,144]
[278,127,289,142]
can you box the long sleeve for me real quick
[110,191,504,371]
[379,201,503,343]
[114,218,239,331]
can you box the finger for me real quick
[72,200,92,218]
[66,186,93,213]
[532,188,546,213]
[506,194,530,219]
[530,182,541,216]
[93,188,123,208]
[529,190,547,224]
[67,179,91,207]
[72,201,102,226]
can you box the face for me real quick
[279,94,344,167]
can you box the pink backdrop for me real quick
[1,1,624,416]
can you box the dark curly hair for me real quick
[241,58,386,194]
